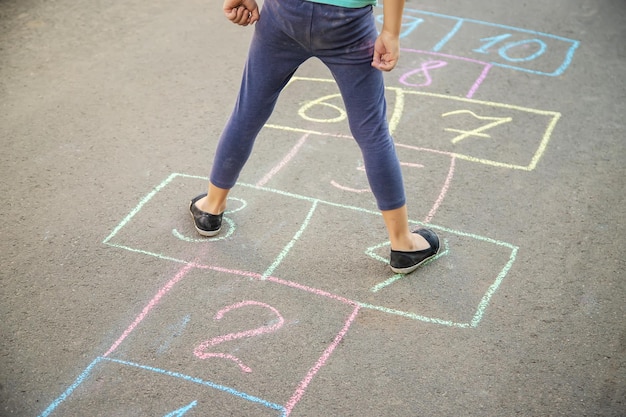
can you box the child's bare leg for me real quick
[383,204,440,274]
[195,182,229,214]
[381,205,430,251]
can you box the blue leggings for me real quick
[210,0,406,211]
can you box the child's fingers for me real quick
[249,7,260,23]
[233,7,246,24]
[225,6,250,25]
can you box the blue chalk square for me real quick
[390,7,579,76]
[42,356,285,416]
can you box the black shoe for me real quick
[389,228,440,274]
[189,193,223,237]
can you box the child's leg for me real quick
[195,183,229,215]
[315,6,431,252]
[197,0,312,213]
[381,205,430,251]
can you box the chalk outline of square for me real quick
[397,48,492,98]
[265,77,561,171]
[379,7,580,77]
[38,261,361,417]
[37,356,287,416]
[103,173,518,330]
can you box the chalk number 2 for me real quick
[193,300,284,373]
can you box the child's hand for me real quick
[371,31,400,71]
[223,0,259,26]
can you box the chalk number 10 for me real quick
[473,33,547,62]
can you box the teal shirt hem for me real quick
[305,0,377,9]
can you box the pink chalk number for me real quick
[193,300,285,373]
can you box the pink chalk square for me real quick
[104,265,357,407]
[393,49,491,98]
[47,357,285,416]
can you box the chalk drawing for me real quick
[261,199,318,280]
[42,165,520,415]
[399,59,448,87]
[398,49,492,98]
[375,7,580,76]
[257,134,310,187]
[369,239,451,292]
[330,180,369,194]
[173,216,236,242]
[157,314,191,355]
[42,7,579,413]
[473,34,548,62]
[283,304,360,415]
[103,260,197,358]
[298,94,346,123]
[441,110,513,144]
[376,14,424,39]
[163,400,197,417]
[38,357,103,417]
[41,252,360,417]
[193,300,285,373]
[172,197,247,242]
[107,357,287,414]
[102,173,517,329]
[330,161,424,195]
[39,253,360,416]
[267,77,562,171]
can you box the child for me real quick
[190,0,439,274]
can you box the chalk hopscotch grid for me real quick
[37,10,575,414]
[39,139,518,414]
[41,80,527,415]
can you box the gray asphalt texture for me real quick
[1,0,625,416]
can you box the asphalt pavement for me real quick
[1,0,625,415]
